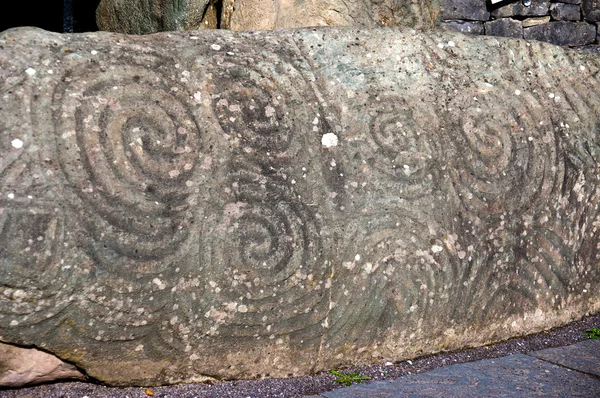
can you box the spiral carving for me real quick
[52,52,201,272]
[448,80,563,215]
[365,97,441,199]
[202,49,330,342]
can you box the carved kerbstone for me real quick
[0,27,599,386]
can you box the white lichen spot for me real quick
[354,254,361,261]
[313,117,319,125]
[448,41,455,47]
[211,44,222,51]
[135,344,144,352]
[7,193,15,199]
[514,90,521,96]
[431,245,443,253]
[91,50,98,55]
[437,43,444,49]
[152,278,166,290]
[265,106,276,117]
[169,169,180,178]
[11,138,24,149]
[321,133,338,148]
[548,93,555,99]
[194,91,202,102]
[238,305,248,313]
[25,68,36,76]
[10,320,18,326]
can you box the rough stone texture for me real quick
[522,16,551,27]
[491,0,550,18]
[440,20,485,35]
[226,0,440,31]
[524,21,597,46]
[1,26,600,387]
[582,0,600,22]
[484,18,523,38]
[551,3,583,21]
[96,0,211,34]
[0,342,85,387]
[440,0,490,20]
[558,0,582,4]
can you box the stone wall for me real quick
[440,0,600,47]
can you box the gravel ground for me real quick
[2,312,599,398]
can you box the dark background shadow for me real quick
[0,0,100,33]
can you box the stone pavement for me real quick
[308,340,600,397]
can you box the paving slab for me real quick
[313,352,600,397]
[529,339,600,377]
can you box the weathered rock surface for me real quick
[225,0,440,31]
[96,0,211,34]
[1,26,600,386]
[0,342,85,387]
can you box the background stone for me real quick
[226,0,440,31]
[484,17,523,38]
[96,0,210,34]
[440,0,490,20]
[440,20,485,34]
[551,3,583,21]
[0,343,85,387]
[524,21,596,45]
[490,0,550,18]
[582,0,600,21]
[1,26,600,386]
[522,16,551,27]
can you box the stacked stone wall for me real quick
[440,0,599,47]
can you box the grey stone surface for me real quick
[551,3,583,20]
[524,21,596,45]
[96,0,211,34]
[491,0,550,18]
[484,17,523,38]
[441,20,485,35]
[318,354,600,397]
[583,0,600,21]
[1,26,600,387]
[529,339,600,376]
[440,0,490,20]
[557,0,581,4]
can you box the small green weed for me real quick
[330,370,371,386]
[584,327,600,339]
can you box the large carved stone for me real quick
[0,26,599,386]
